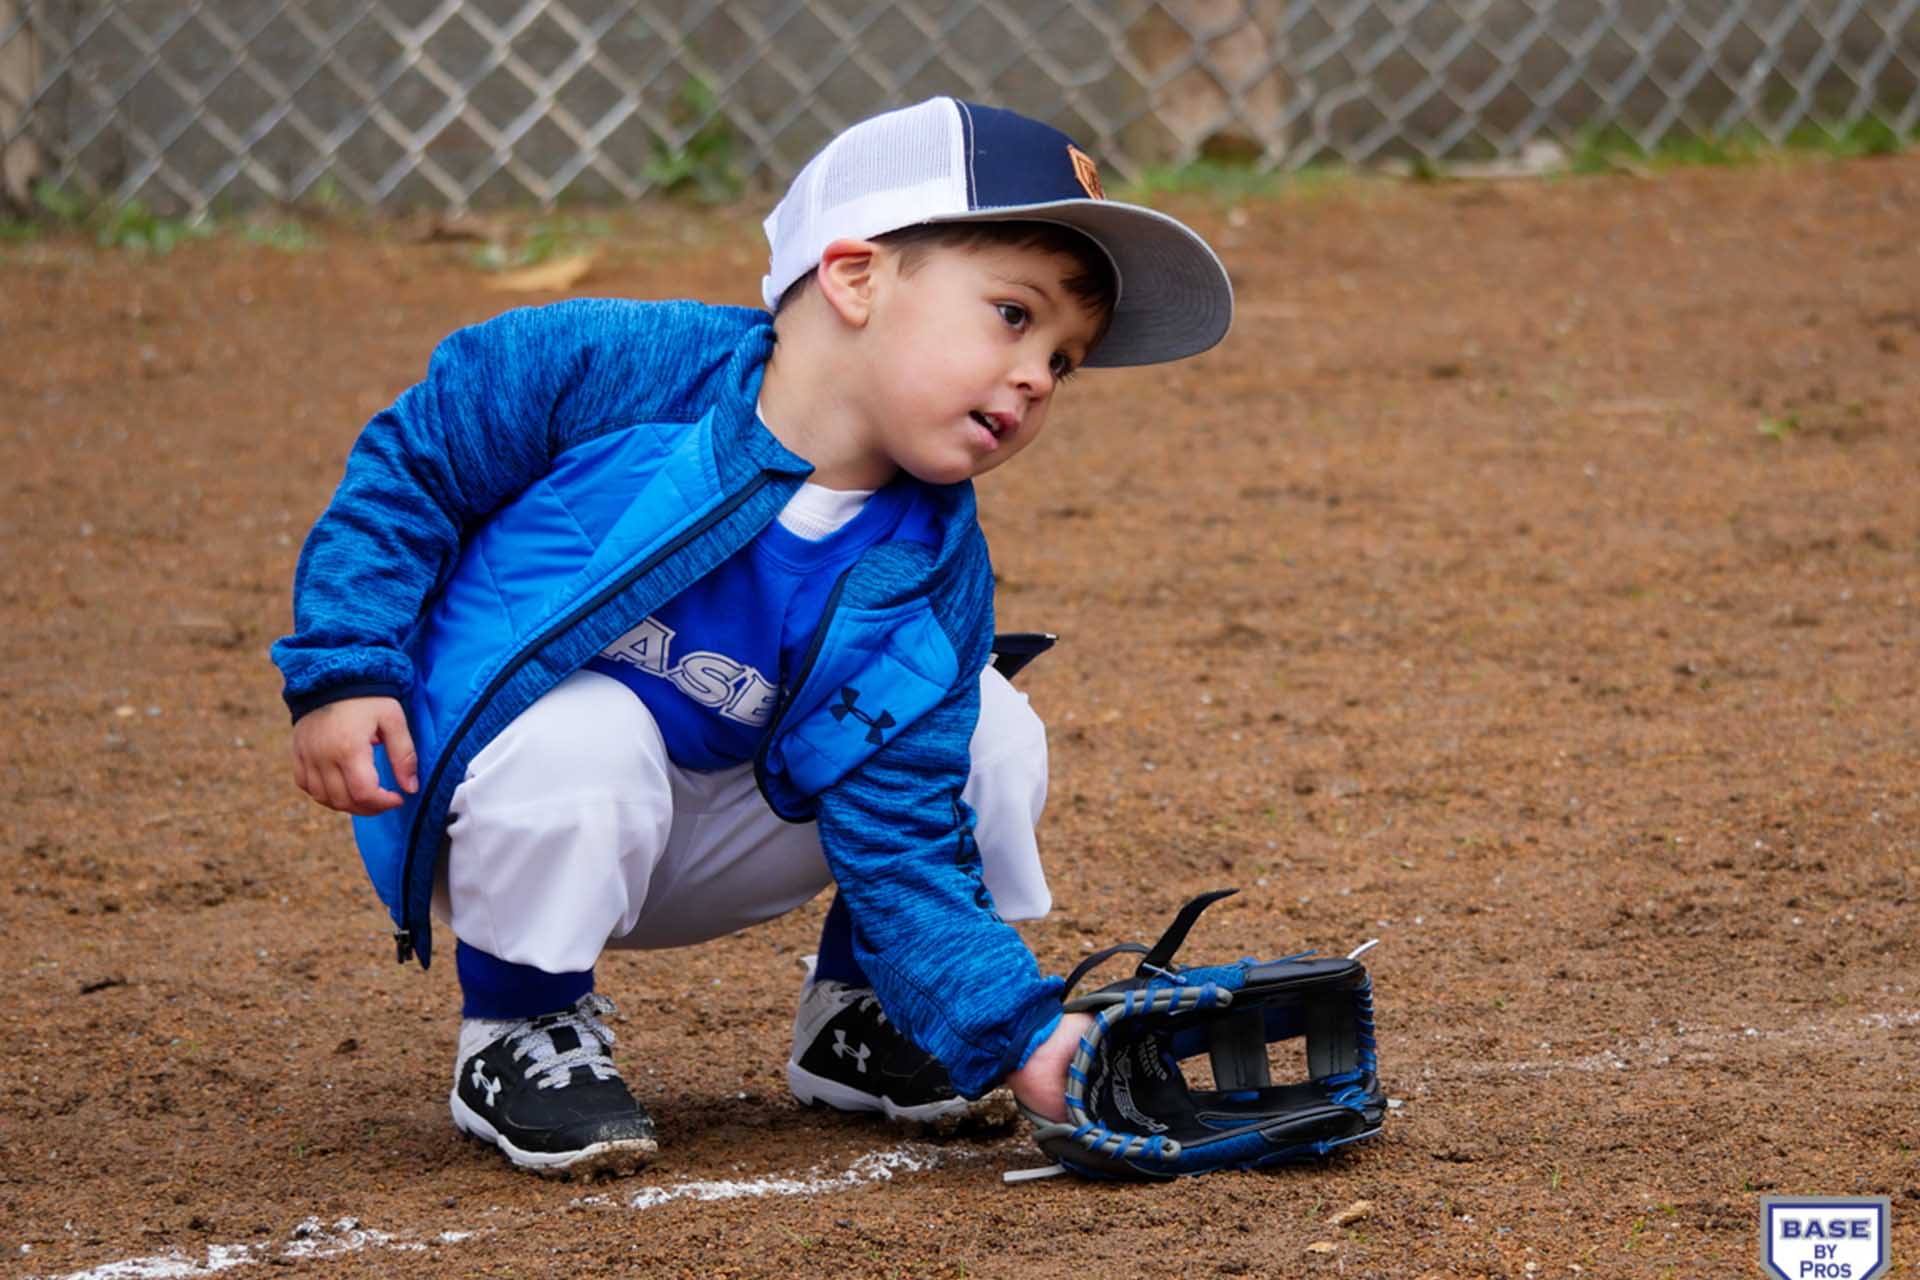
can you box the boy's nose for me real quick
[1011,358,1053,398]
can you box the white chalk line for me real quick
[34,1217,476,1280]
[1493,1008,1920,1078]
[587,1141,955,1211]
[34,1143,953,1279]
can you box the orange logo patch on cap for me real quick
[1067,145,1104,200]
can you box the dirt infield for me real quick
[5,154,1917,1278]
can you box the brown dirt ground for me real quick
[3,154,1917,1280]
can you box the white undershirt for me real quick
[776,481,874,541]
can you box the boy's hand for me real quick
[291,696,419,816]
[1007,1011,1095,1123]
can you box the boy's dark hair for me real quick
[775,220,1119,346]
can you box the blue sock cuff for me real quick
[456,940,594,1019]
[811,893,870,987]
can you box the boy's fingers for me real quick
[289,700,415,813]
[316,759,379,816]
[376,704,419,793]
[343,753,401,814]
[318,762,354,813]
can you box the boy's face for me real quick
[846,239,1106,486]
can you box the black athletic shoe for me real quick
[786,977,1013,1128]
[449,993,657,1178]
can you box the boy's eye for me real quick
[1049,352,1077,381]
[995,302,1029,329]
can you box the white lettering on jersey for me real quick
[601,616,780,728]
[671,651,745,707]
[724,670,779,727]
[603,617,675,674]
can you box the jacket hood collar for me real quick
[712,315,812,484]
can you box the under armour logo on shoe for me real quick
[832,1030,871,1073]
[829,687,895,745]
[471,1061,503,1108]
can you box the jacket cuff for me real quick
[285,681,407,723]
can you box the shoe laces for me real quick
[507,992,622,1090]
[848,991,923,1055]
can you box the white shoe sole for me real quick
[786,1060,1016,1129]
[449,1089,656,1179]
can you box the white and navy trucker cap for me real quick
[761,97,1233,368]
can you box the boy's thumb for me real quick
[379,704,420,792]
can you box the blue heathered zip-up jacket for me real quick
[271,297,1065,1096]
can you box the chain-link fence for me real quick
[3,1,1917,215]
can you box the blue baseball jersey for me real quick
[584,480,917,770]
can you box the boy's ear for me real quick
[815,238,883,328]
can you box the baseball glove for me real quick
[1020,889,1385,1180]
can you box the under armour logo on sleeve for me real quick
[829,686,895,745]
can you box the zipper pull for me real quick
[394,930,414,964]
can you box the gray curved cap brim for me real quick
[931,198,1233,368]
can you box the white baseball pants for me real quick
[435,666,1051,975]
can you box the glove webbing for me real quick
[1319,972,1379,1110]
[1059,982,1232,1162]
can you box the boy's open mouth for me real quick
[970,411,1010,439]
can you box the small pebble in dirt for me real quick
[1329,1200,1373,1227]
[1305,1240,1337,1254]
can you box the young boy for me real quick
[273,97,1232,1177]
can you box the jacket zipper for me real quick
[395,471,777,964]
[752,563,855,812]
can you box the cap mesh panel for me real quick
[817,109,954,213]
